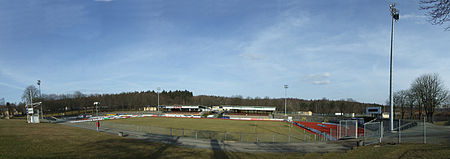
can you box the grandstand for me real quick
[220,105,276,119]
[158,105,208,116]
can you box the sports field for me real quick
[99,117,318,142]
[2,119,450,159]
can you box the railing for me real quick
[78,121,330,143]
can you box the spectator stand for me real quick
[220,105,276,119]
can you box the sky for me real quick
[0,0,449,104]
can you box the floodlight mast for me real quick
[157,87,161,111]
[284,85,288,116]
[94,102,99,117]
[389,3,399,132]
[37,80,43,119]
[28,90,33,123]
[94,102,100,131]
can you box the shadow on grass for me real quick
[150,137,178,159]
[210,139,229,159]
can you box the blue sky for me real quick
[1,0,449,104]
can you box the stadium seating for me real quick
[225,113,269,116]
[294,121,364,139]
[295,121,338,138]
[166,111,203,115]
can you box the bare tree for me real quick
[410,73,449,122]
[0,98,5,106]
[405,89,418,119]
[444,95,450,109]
[394,90,409,119]
[420,0,450,30]
[73,91,85,98]
[22,85,39,104]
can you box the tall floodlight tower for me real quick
[94,102,100,131]
[389,3,399,131]
[157,87,161,111]
[284,85,288,116]
[94,102,99,117]
[29,90,33,123]
[37,80,43,119]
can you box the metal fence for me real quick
[363,122,382,146]
[339,120,358,139]
[78,121,329,143]
[362,117,449,145]
[73,118,449,145]
[385,118,445,144]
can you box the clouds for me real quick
[401,13,427,24]
[0,82,23,90]
[234,9,311,80]
[303,72,332,85]
[1,1,450,105]
[313,80,330,85]
[239,52,265,60]
[401,14,426,20]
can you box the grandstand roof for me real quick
[159,105,207,109]
[221,105,276,111]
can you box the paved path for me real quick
[63,122,355,153]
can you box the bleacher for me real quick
[224,113,271,119]
[220,105,276,119]
[295,121,338,139]
[166,111,203,116]
[294,121,364,139]
[225,113,269,116]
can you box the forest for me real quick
[13,87,381,115]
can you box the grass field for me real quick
[2,119,450,159]
[103,117,304,134]
[100,117,317,142]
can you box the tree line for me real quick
[17,85,381,115]
[14,73,449,121]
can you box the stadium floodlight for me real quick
[94,102,100,117]
[390,3,399,21]
[284,85,288,116]
[389,3,399,131]
[94,102,100,131]
[157,87,161,111]
[37,80,43,119]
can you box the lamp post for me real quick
[94,102,100,131]
[284,85,288,116]
[29,90,33,123]
[389,3,399,131]
[37,80,43,119]
[157,87,161,111]
[94,102,99,117]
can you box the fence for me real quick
[338,120,358,139]
[363,121,382,146]
[362,117,449,145]
[78,121,329,143]
[387,118,445,144]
